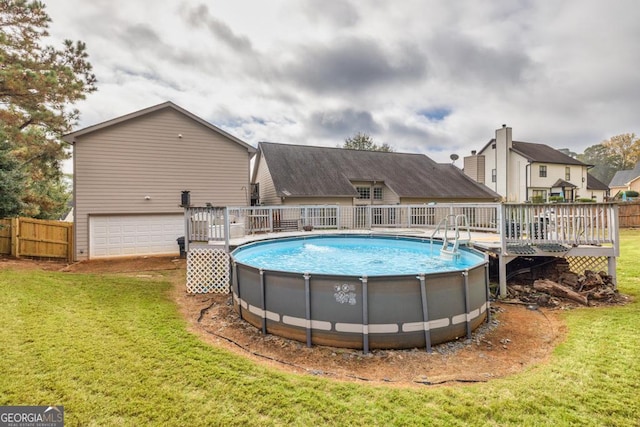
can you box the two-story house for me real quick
[464,125,606,202]
[64,102,255,260]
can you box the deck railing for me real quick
[183,206,229,253]
[225,203,500,234]
[501,203,618,248]
[228,203,500,234]
[184,202,619,252]
[184,203,501,248]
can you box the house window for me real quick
[532,189,547,202]
[373,187,383,200]
[356,186,370,200]
[539,165,547,178]
[565,167,571,181]
[491,169,497,183]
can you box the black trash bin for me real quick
[177,236,186,258]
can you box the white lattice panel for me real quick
[186,247,230,294]
[566,256,608,276]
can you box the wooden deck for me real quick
[186,202,620,297]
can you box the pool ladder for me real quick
[430,214,471,259]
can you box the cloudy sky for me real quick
[45,0,640,164]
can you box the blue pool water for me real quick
[232,235,484,276]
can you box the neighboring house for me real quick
[586,173,610,202]
[609,162,640,197]
[60,207,74,223]
[464,125,595,202]
[64,102,255,260]
[252,142,500,206]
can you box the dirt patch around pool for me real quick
[4,255,569,387]
[175,290,566,387]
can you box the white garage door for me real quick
[90,214,184,258]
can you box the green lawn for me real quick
[1,230,639,426]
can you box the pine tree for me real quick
[0,0,96,218]
[0,130,24,218]
[343,132,394,152]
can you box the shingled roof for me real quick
[551,179,577,188]
[481,139,586,166]
[587,174,609,191]
[609,162,640,187]
[256,142,500,200]
[513,141,587,165]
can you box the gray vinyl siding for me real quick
[74,108,252,260]
[463,155,485,184]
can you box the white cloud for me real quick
[45,0,640,168]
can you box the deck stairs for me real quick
[430,214,471,259]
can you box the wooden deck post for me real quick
[498,204,507,297]
[608,257,617,288]
[610,203,620,288]
[498,253,507,297]
[183,206,190,254]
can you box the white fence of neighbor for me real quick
[184,202,618,248]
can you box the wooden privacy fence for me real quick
[0,218,73,261]
[618,202,640,228]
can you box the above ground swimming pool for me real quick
[230,234,489,352]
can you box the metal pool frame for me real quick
[230,234,490,353]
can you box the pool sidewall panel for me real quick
[366,275,423,348]
[231,235,488,350]
[264,271,307,319]
[309,275,363,324]
[468,266,488,311]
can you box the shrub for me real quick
[530,196,545,204]
[577,198,596,203]
[549,195,565,203]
